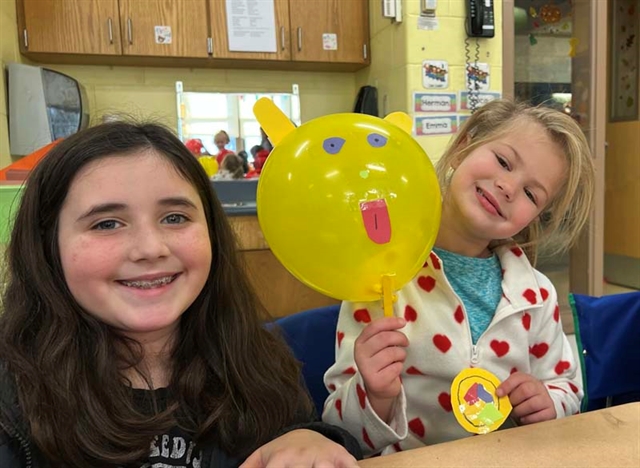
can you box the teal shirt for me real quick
[433,247,503,344]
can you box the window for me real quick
[176,84,300,161]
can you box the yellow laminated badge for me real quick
[450,368,512,434]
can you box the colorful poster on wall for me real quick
[459,91,502,111]
[413,92,457,113]
[458,114,471,128]
[465,62,490,91]
[422,60,449,89]
[414,115,458,136]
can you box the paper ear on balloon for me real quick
[253,97,296,146]
[383,112,412,135]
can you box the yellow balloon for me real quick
[198,156,218,177]
[254,98,441,302]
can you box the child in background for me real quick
[214,130,234,165]
[184,138,209,157]
[214,153,245,180]
[0,122,361,467]
[323,100,595,455]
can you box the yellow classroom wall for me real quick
[358,0,503,163]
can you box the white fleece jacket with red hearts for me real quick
[322,244,582,456]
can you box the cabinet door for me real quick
[119,0,209,57]
[20,0,122,55]
[209,0,291,60]
[289,0,369,64]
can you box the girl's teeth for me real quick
[121,276,174,289]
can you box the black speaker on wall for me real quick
[353,85,379,117]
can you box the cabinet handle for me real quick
[297,27,302,52]
[280,26,285,51]
[23,29,28,49]
[127,18,133,45]
[107,18,114,44]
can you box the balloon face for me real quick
[256,102,441,302]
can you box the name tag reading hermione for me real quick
[451,368,513,434]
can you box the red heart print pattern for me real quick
[404,305,418,322]
[490,340,510,357]
[554,305,560,322]
[418,276,436,292]
[406,366,425,375]
[343,366,356,375]
[362,428,375,450]
[547,384,567,394]
[335,399,343,420]
[540,288,549,301]
[511,246,523,257]
[353,308,371,323]
[510,367,518,374]
[523,288,537,305]
[328,383,336,391]
[433,334,452,353]
[408,417,426,438]
[429,252,442,269]
[438,392,452,412]
[529,343,549,358]
[569,382,579,393]
[393,443,403,452]
[454,306,464,324]
[555,360,571,375]
[522,312,531,331]
[356,383,367,409]
[337,331,345,347]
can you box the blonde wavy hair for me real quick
[436,99,595,265]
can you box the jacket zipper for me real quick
[0,419,33,467]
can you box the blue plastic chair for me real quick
[571,291,640,412]
[274,305,341,416]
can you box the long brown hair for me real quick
[436,99,595,264]
[0,122,311,466]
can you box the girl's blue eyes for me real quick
[163,214,188,224]
[524,189,536,204]
[495,153,538,205]
[496,154,509,169]
[322,133,389,154]
[91,214,187,230]
[93,220,120,230]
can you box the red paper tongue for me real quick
[360,199,391,244]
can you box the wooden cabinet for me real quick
[290,0,369,64]
[209,0,369,66]
[209,0,291,61]
[228,216,339,318]
[20,0,122,55]
[16,0,370,71]
[119,0,209,58]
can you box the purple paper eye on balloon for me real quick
[367,133,388,148]
[323,137,346,154]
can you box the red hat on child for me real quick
[185,138,204,155]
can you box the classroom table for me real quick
[359,402,640,467]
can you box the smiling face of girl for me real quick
[441,119,567,253]
[57,150,212,345]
